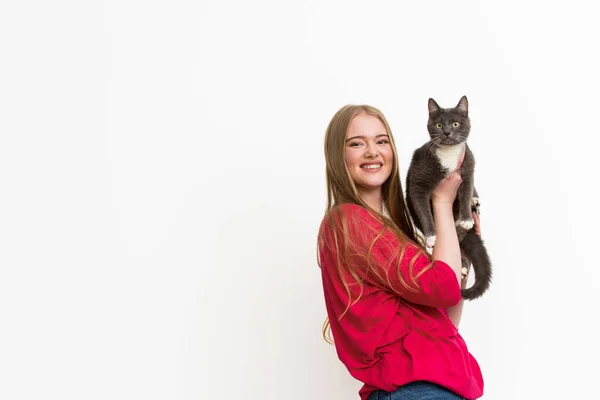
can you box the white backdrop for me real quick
[1,1,597,399]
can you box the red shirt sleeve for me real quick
[321,203,462,308]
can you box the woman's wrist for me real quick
[432,201,454,216]
[431,200,462,282]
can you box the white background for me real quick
[1,1,597,399]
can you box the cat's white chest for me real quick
[435,143,465,172]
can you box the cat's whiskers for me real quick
[425,137,442,154]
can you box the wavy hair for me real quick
[317,105,433,343]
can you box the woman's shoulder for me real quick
[320,203,387,237]
[330,202,373,218]
[323,203,375,224]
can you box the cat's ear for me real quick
[456,96,468,116]
[428,98,441,115]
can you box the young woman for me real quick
[317,105,484,400]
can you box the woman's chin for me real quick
[357,179,387,191]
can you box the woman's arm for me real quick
[446,211,481,328]
[431,202,463,284]
[430,165,465,284]
[323,203,463,308]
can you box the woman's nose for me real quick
[365,144,379,157]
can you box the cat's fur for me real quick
[405,96,492,300]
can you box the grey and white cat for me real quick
[405,96,492,300]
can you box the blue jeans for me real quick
[367,381,465,400]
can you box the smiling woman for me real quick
[344,113,394,212]
[317,104,483,400]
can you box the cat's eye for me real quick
[452,122,460,128]
[435,123,443,129]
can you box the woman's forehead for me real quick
[347,113,387,138]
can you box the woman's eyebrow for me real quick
[345,134,389,142]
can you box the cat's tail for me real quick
[460,229,492,300]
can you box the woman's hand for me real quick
[432,171,462,206]
[461,211,481,283]
[472,211,481,237]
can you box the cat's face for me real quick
[427,96,471,145]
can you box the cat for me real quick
[405,95,492,300]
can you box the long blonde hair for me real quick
[318,105,433,343]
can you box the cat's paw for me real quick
[461,266,469,281]
[471,197,480,215]
[458,219,474,230]
[425,235,436,248]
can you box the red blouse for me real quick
[318,203,484,400]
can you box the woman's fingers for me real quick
[450,170,462,187]
[432,170,463,205]
[472,211,481,237]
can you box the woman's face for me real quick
[344,113,394,195]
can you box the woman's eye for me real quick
[349,142,361,147]
[452,122,460,128]
[435,123,443,129]
[377,139,388,145]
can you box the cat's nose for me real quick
[443,131,451,136]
